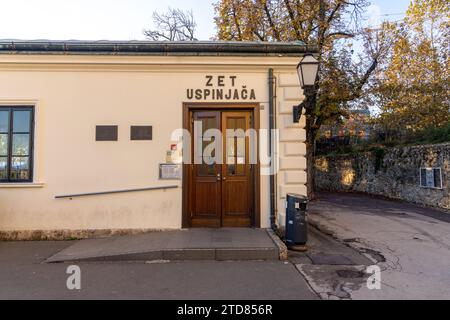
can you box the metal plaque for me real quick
[131,126,153,141]
[159,164,182,180]
[96,125,118,141]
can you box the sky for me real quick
[0,0,412,41]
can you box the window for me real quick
[434,168,442,189]
[420,168,443,189]
[0,106,34,182]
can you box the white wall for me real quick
[0,54,305,233]
[275,73,307,228]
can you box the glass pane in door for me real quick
[226,117,246,176]
[197,117,217,176]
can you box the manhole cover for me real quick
[336,270,365,279]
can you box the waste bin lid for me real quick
[287,193,308,201]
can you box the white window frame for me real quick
[420,167,443,190]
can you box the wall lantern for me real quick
[297,54,319,88]
[294,54,319,123]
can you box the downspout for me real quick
[268,69,276,230]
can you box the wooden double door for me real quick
[187,109,256,228]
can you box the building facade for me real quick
[0,41,312,240]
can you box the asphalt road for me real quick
[0,241,318,300]
[308,192,450,300]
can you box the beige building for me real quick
[0,41,313,240]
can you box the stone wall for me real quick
[315,143,450,211]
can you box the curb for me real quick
[266,229,289,261]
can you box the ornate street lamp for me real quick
[293,54,319,123]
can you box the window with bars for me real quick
[420,168,443,189]
[0,106,34,183]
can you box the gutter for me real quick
[0,40,315,57]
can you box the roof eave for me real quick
[0,40,318,57]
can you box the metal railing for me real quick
[55,185,179,199]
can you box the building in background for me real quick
[317,108,372,154]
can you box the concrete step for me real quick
[46,229,283,263]
[47,247,279,263]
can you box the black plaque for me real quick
[96,126,118,141]
[131,126,153,141]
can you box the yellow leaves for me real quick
[405,0,449,35]
[374,0,450,131]
[214,0,273,41]
[407,0,449,20]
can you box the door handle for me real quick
[217,174,221,181]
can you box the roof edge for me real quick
[0,40,318,57]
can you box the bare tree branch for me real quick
[144,8,197,41]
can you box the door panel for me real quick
[190,111,221,228]
[189,109,254,228]
[222,112,253,227]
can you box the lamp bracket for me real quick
[293,102,305,123]
[302,86,316,97]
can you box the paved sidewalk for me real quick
[47,228,280,263]
[0,241,318,300]
[288,226,375,300]
[306,192,450,300]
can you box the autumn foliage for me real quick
[214,0,389,197]
[374,0,449,140]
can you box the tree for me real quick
[214,0,390,198]
[374,0,449,139]
[144,7,197,41]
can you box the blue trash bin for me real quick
[285,194,308,246]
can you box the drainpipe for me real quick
[268,69,276,230]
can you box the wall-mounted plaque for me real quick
[96,125,118,141]
[131,126,153,141]
[159,164,182,180]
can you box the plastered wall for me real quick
[275,73,307,228]
[0,54,306,235]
